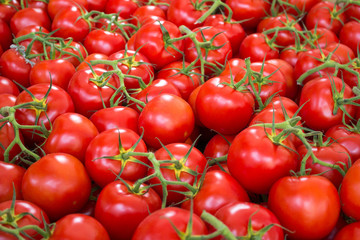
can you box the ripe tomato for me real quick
[130,5,166,26]
[10,7,51,35]
[95,180,161,240]
[85,128,149,188]
[334,222,360,240]
[0,161,25,203]
[47,0,88,20]
[77,53,108,71]
[0,76,20,96]
[268,175,340,240]
[138,94,194,149]
[0,19,11,51]
[22,153,91,221]
[15,25,50,54]
[339,21,360,57]
[104,0,138,19]
[84,29,126,56]
[239,33,279,62]
[132,207,208,239]
[203,134,235,160]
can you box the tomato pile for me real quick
[1,0,360,239]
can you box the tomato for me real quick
[49,214,110,240]
[210,202,284,240]
[43,113,99,162]
[22,153,91,221]
[278,0,322,16]
[85,128,149,188]
[298,76,356,131]
[87,0,107,12]
[132,207,208,240]
[15,83,75,145]
[334,222,360,240]
[0,93,16,108]
[239,33,279,62]
[156,61,201,100]
[0,200,49,240]
[130,5,166,26]
[306,28,339,49]
[0,119,23,163]
[138,94,194,149]
[228,126,297,194]
[52,6,91,42]
[345,3,360,22]
[0,161,25,203]
[325,43,355,65]
[340,21,360,57]
[47,0,88,19]
[0,76,20,96]
[105,0,138,19]
[184,26,232,76]
[195,76,255,135]
[84,29,126,56]
[9,7,51,35]
[67,68,121,118]
[326,125,360,163]
[181,170,249,216]
[226,0,271,30]
[51,40,87,67]
[219,58,246,78]
[29,59,76,90]
[89,106,139,134]
[0,19,11,51]
[339,159,360,221]
[107,49,154,90]
[203,134,235,160]
[0,1,18,24]
[279,44,311,67]
[77,53,108,71]
[95,180,161,240]
[133,20,184,70]
[297,142,350,188]
[15,25,50,53]
[268,175,340,240]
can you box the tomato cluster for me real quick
[1,0,360,239]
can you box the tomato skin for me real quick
[22,153,91,221]
[132,207,208,240]
[29,59,76,90]
[334,222,360,240]
[47,0,88,19]
[0,19,11,51]
[94,180,161,240]
[130,5,166,26]
[279,44,311,67]
[77,53,108,71]
[10,7,51,36]
[49,214,110,240]
[210,202,284,240]
[228,126,297,194]
[133,20,184,70]
[195,76,255,135]
[15,25,50,53]
[239,33,279,62]
[325,43,355,65]
[204,134,235,159]
[43,113,99,162]
[52,40,87,67]
[0,76,20,96]
[90,106,139,134]
[0,200,49,240]
[0,120,23,162]
[268,175,340,240]
[85,128,149,188]
[181,170,249,216]
[167,0,206,30]
[298,76,356,131]
[0,93,16,108]
[278,0,322,16]
[340,21,360,57]
[0,162,25,203]
[84,29,126,56]
[0,2,18,24]
[307,28,339,49]
[138,94,194,149]
[105,0,138,19]
[340,159,360,221]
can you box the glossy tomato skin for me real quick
[10,7,51,35]
[0,200,49,240]
[278,0,322,16]
[203,134,235,159]
[227,126,298,194]
[84,29,126,56]
[15,25,50,54]
[138,94,194,149]
[104,0,138,19]
[95,180,161,240]
[49,214,110,240]
[89,106,139,133]
[85,128,149,188]
[239,33,279,62]
[167,0,206,30]
[132,207,208,240]
[340,159,360,221]
[51,40,87,67]
[334,222,360,240]
[47,0,88,19]
[0,93,16,108]
[148,143,207,205]
[77,53,108,71]
[340,21,360,57]
[22,153,91,221]
[0,76,20,96]
[195,76,255,135]
[43,113,99,162]
[268,175,340,240]
[0,19,11,51]
[298,76,356,131]
[181,170,249,216]
[130,5,166,26]
[210,202,284,240]
[0,162,25,203]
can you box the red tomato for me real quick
[210,202,284,240]
[87,0,107,11]
[29,59,76,90]
[340,159,360,221]
[49,214,110,240]
[51,40,87,67]
[47,0,88,19]
[278,0,322,16]
[85,128,149,188]
[84,29,126,56]
[15,25,50,53]
[0,93,16,108]
[0,200,49,240]
[10,7,51,35]
[325,43,355,65]
[181,170,249,216]
[0,161,25,203]
[239,33,279,62]
[105,0,138,19]
[43,113,99,162]
[306,28,339,49]
[89,106,139,133]
[340,21,360,57]
[203,134,235,160]
[130,5,166,26]
[0,76,20,96]
[77,53,108,71]
[0,1,18,24]
[95,180,161,240]
[22,153,91,221]
[219,58,246,78]
[195,76,255,135]
[0,119,23,162]
[298,76,356,131]
[334,222,360,240]
[0,19,11,50]
[132,207,208,240]
[148,143,207,205]
[138,94,194,149]
[268,175,340,240]
[279,44,311,67]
